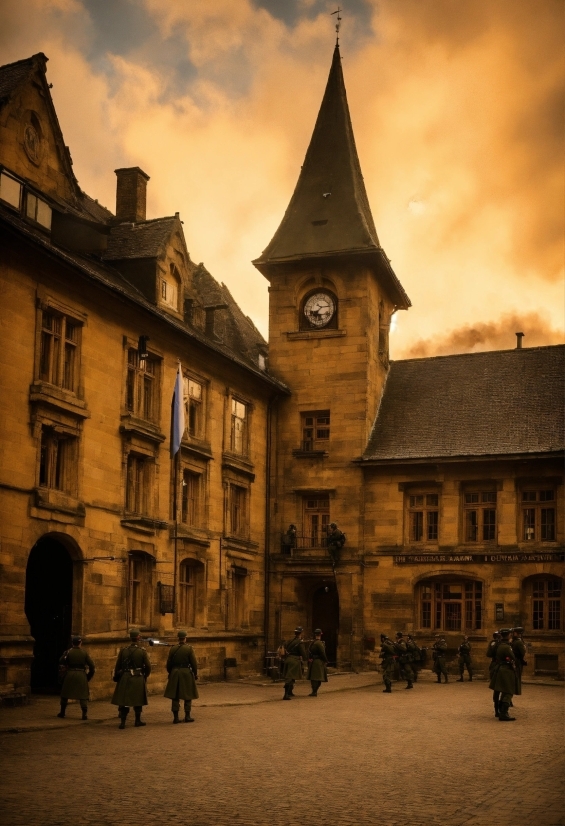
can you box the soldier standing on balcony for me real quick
[282,627,307,700]
[307,628,328,696]
[326,522,345,566]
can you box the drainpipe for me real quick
[264,394,278,666]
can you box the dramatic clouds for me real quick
[1,0,563,355]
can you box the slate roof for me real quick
[103,217,178,260]
[363,346,565,462]
[0,54,38,104]
[253,46,410,309]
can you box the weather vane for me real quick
[331,7,342,46]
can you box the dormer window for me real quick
[159,264,180,311]
[26,192,52,230]
[0,170,22,210]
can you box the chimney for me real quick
[516,332,524,349]
[114,167,150,223]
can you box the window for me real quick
[301,411,330,451]
[303,496,330,547]
[159,267,179,311]
[26,192,52,229]
[0,170,22,209]
[181,469,201,526]
[464,491,497,542]
[126,453,152,515]
[229,484,248,537]
[230,399,248,455]
[179,559,204,627]
[232,567,247,628]
[39,427,75,493]
[39,311,80,392]
[128,553,153,627]
[532,578,562,630]
[521,489,556,541]
[408,493,439,542]
[183,377,203,438]
[126,348,158,421]
[420,579,483,631]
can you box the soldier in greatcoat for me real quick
[394,632,414,689]
[282,627,307,700]
[406,634,422,681]
[457,636,473,681]
[432,634,448,683]
[57,635,95,720]
[489,628,518,721]
[511,627,526,697]
[111,628,151,728]
[379,633,396,693]
[164,630,199,723]
[307,628,328,696]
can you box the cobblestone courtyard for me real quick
[1,674,563,826]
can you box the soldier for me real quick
[511,627,527,699]
[282,627,307,700]
[486,631,502,716]
[111,628,151,728]
[394,632,414,689]
[164,630,199,723]
[379,633,396,693]
[307,628,328,696]
[57,635,95,720]
[432,634,448,683]
[326,523,345,565]
[406,634,422,681]
[281,524,297,554]
[489,628,518,721]
[457,636,473,681]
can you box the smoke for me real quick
[399,312,565,359]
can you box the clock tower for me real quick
[253,45,410,663]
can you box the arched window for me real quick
[179,559,204,628]
[418,578,483,632]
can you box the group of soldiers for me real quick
[57,628,198,728]
[57,624,528,725]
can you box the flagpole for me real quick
[171,362,185,626]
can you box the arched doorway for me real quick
[312,583,339,665]
[25,535,74,693]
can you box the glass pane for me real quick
[445,603,461,631]
[533,581,545,599]
[422,600,431,628]
[522,491,536,502]
[541,509,555,541]
[0,172,22,208]
[540,490,554,502]
[465,493,479,504]
[427,510,438,541]
[36,198,52,229]
[533,599,544,630]
[523,509,535,540]
[426,494,438,507]
[483,509,496,541]
[411,511,423,542]
[465,510,478,542]
[482,492,496,503]
[443,584,462,599]
[548,600,561,630]
[188,379,202,399]
[548,579,562,598]
[26,192,37,219]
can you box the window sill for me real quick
[292,448,328,458]
[223,535,260,553]
[33,487,85,517]
[181,437,213,460]
[29,383,90,418]
[222,452,255,481]
[119,414,166,444]
[172,525,211,547]
[121,515,168,534]
[287,329,346,340]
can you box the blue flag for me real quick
[171,363,185,456]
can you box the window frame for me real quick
[125,452,153,516]
[303,496,330,548]
[128,552,154,628]
[520,488,557,543]
[462,489,497,544]
[419,578,483,632]
[231,567,248,629]
[406,490,440,545]
[183,374,206,440]
[531,577,562,631]
[229,397,249,456]
[178,558,205,628]
[181,468,202,527]
[37,307,81,394]
[300,410,330,452]
[228,482,249,538]
[38,425,77,494]
[125,347,160,423]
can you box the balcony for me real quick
[291,441,328,459]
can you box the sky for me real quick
[2,0,564,357]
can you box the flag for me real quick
[171,363,185,457]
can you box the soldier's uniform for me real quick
[58,635,95,720]
[489,629,518,721]
[326,523,345,565]
[511,628,526,697]
[379,634,396,693]
[111,629,151,728]
[406,635,422,681]
[394,632,414,689]
[307,629,328,696]
[457,637,473,681]
[282,628,307,700]
[432,635,448,682]
[164,630,199,723]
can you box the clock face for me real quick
[303,292,335,328]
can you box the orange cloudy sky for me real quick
[2,0,564,357]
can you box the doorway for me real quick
[25,536,73,693]
[312,583,339,665]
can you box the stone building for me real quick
[256,47,564,678]
[0,53,286,698]
[0,46,563,699]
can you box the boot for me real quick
[134,708,146,727]
[172,710,179,724]
[444,675,449,683]
[383,685,392,693]
[80,704,88,721]
[469,673,473,681]
[288,681,295,697]
[57,698,68,719]
[493,692,500,717]
[118,707,129,729]
[498,702,515,721]
[457,675,464,682]
[184,702,194,722]
[405,681,413,689]
[436,675,441,683]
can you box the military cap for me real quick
[395,631,403,638]
[499,628,512,636]
[314,628,323,635]
[513,627,524,633]
[129,628,140,639]
[380,633,387,640]
[71,634,82,645]
[294,627,303,634]
[407,634,414,639]
[177,630,188,639]
[493,631,501,637]
[329,523,337,529]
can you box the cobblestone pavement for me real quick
[1,675,563,826]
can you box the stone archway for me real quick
[25,535,75,693]
[312,583,339,665]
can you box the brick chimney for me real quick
[114,167,150,223]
